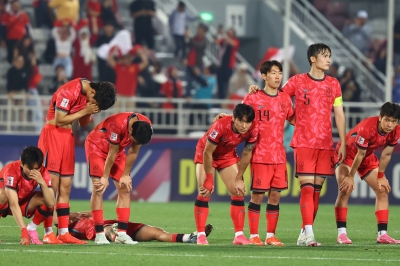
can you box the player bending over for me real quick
[0,147,54,245]
[68,211,213,243]
[194,103,258,245]
[85,112,153,244]
[335,102,400,244]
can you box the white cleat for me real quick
[115,232,138,245]
[94,234,110,245]
[305,234,320,247]
[297,231,306,246]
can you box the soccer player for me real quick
[38,78,117,244]
[249,43,346,246]
[194,103,258,245]
[85,112,153,245]
[240,60,294,246]
[0,147,54,245]
[67,211,213,243]
[335,102,400,244]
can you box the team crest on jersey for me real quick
[110,132,118,141]
[280,102,285,112]
[357,136,365,145]
[60,98,69,108]
[326,87,332,97]
[209,130,218,139]
[7,176,14,186]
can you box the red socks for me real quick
[56,203,70,230]
[300,183,314,226]
[194,195,209,232]
[116,207,130,233]
[248,202,261,235]
[376,210,389,232]
[266,204,279,234]
[313,184,322,222]
[92,209,104,233]
[230,196,245,232]
[32,205,54,226]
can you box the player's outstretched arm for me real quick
[55,103,99,127]
[334,105,346,163]
[5,189,29,245]
[340,148,366,194]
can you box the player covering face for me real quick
[193,103,258,245]
[334,102,400,244]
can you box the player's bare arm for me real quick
[107,46,119,69]
[120,145,141,192]
[234,142,255,195]
[213,113,229,122]
[29,170,55,208]
[248,85,260,94]
[78,114,92,127]
[69,211,92,223]
[94,143,119,195]
[201,141,217,197]
[340,148,366,194]
[377,146,395,193]
[334,105,347,163]
[54,103,99,127]
[5,188,29,245]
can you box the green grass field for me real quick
[1,201,400,265]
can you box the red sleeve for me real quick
[160,82,169,96]
[4,169,19,190]
[285,95,294,120]
[103,116,123,145]
[354,127,370,149]
[55,86,79,113]
[1,13,9,25]
[90,33,98,46]
[40,167,52,188]
[242,93,253,106]
[246,124,258,143]
[281,76,296,97]
[232,38,240,49]
[114,63,122,71]
[178,81,183,98]
[207,121,225,145]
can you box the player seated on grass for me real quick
[0,147,54,245]
[68,211,213,243]
[335,102,400,244]
[194,103,258,246]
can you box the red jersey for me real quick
[282,73,342,150]
[0,161,52,203]
[46,78,88,122]
[160,79,183,109]
[114,63,140,96]
[243,90,294,164]
[1,11,30,40]
[86,112,152,158]
[340,116,400,159]
[196,116,258,161]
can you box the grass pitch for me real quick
[1,201,400,265]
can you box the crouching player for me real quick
[68,211,213,243]
[194,103,258,245]
[0,147,54,245]
[85,112,153,245]
[335,102,400,244]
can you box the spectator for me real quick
[227,63,253,100]
[7,55,28,123]
[48,0,80,24]
[160,66,183,109]
[100,0,121,29]
[14,35,35,77]
[86,0,100,31]
[107,45,149,109]
[169,1,197,59]
[192,63,217,109]
[95,20,116,83]
[52,20,76,78]
[394,17,400,68]
[328,62,339,79]
[185,23,208,98]
[214,24,224,40]
[215,28,240,99]
[33,0,53,29]
[1,0,30,63]
[342,10,371,56]
[340,68,361,114]
[130,0,156,51]
[72,18,98,80]
[373,40,387,75]
[49,64,68,94]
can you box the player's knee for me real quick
[250,192,264,204]
[268,190,281,204]
[375,190,388,200]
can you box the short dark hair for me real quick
[178,1,185,8]
[380,102,400,120]
[131,121,153,145]
[260,60,282,75]
[233,103,255,122]
[198,23,209,32]
[307,43,331,65]
[90,82,117,110]
[20,146,43,169]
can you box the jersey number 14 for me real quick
[258,109,270,121]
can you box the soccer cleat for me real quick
[305,234,319,247]
[115,232,138,245]
[249,236,264,246]
[188,224,214,244]
[205,224,213,237]
[58,232,88,244]
[337,233,352,244]
[377,234,400,244]
[265,236,284,246]
[94,234,110,245]
[197,234,209,245]
[232,234,253,245]
[28,230,43,245]
[43,232,63,244]
[297,232,306,246]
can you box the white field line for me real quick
[0,249,399,262]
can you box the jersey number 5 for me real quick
[258,109,270,121]
[304,94,310,105]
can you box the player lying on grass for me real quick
[335,102,400,244]
[0,147,54,245]
[68,211,213,243]
[194,103,258,245]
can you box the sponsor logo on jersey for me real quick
[60,98,69,108]
[357,136,365,145]
[7,176,14,186]
[111,132,118,141]
[209,130,218,139]
[258,106,265,109]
